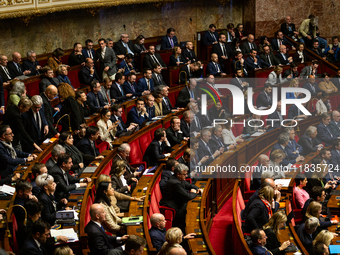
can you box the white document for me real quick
[250,132,264,137]
[0,185,15,195]
[275,178,292,188]
[50,228,79,242]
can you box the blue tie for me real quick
[117,84,125,96]
[101,225,105,232]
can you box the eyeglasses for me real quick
[5,132,13,136]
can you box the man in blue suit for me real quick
[296,218,319,253]
[202,24,219,45]
[87,80,109,110]
[137,68,154,93]
[76,126,100,157]
[317,112,340,146]
[145,94,156,120]
[111,104,137,137]
[250,228,288,255]
[328,110,340,137]
[160,28,179,50]
[244,49,270,72]
[330,140,340,174]
[206,53,226,76]
[287,103,308,120]
[271,30,295,51]
[118,53,136,76]
[284,128,304,160]
[302,75,322,96]
[267,100,284,130]
[81,39,97,62]
[22,95,49,153]
[127,97,149,126]
[123,73,149,97]
[111,73,133,103]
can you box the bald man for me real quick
[206,53,226,76]
[241,34,258,55]
[85,204,128,255]
[8,52,31,78]
[114,33,136,58]
[169,247,187,255]
[328,110,340,137]
[40,85,59,137]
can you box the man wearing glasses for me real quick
[40,85,59,138]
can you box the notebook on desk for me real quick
[82,166,97,173]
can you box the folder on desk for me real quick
[122,216,143,226]
[329,245,340,254]
[330,190,340,196]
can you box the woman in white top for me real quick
[267,66,287,85]
[268,149,286,179]
[316,92,331,115]
[222,118,244,144]
[97,108,118,149]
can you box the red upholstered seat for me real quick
[159,206,176,230]
[147,214,152,230]
[139,132,152,155]
[95,140,109,153]
[164,120,171,129]
[168,92,176,107]
[39,59,48,67]
[231,126,237,137]
[26,80,40,97]
[287,201,296,226]
[171,68,181,86]
[253,92,260,106]
[150,124,163,139]
[68,69,81,89]
[12,214,19,255]
[235,124,244,137]
[121,108,127,123]
[61,55,70,64]
[101,159,113,176]
[91,184,96,200]
[85,195,93,226]
[160,52,172,67]
[175,152,183,160]
[150,194,160,214]
[129,140,144,163]
[41,153,51,164]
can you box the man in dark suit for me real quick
[145,94,156,121]
[39,66,59,93]
[85,204,128,255]
[127,97,149,126]
[76,126,101,158]
[45,145,65,171]
[178,148,190,169]
[197,128,222,165]
[202,24,219,45]
[143,128,172,167]
[250,229,276,255]
[152,63,166,88]
[300,61,319,79]
[7,52,31,78]
[211,33,234,72]
[112,143,139,180]
[275,45,293,65]
[284,128,304,160]
[206,53,226,76]
[156,85,175,115]
[68,42,86,66]
[283,62,299,80]
[0,54,15,84]
[210,125,235,152]
[179,62,201,85]
[232,52,249,76]
[123,73,146,97]
[181,110,192,138]
[281,16,299,39]
[149,213,167,252]
[113,33,136,57]
[176,80,197,108]
[160,28,179,50]
[267,100,284,130]
[160,163,203,230]
[296,218,319,253]
[298,126,323,156]
[137,68,154,93]
[118,53,136,76]
[329,110,340,137]
[111,104,137,137]
[271,30,295,52]
[244,49,270,72]
[22,95,49,153]
[332,69,340,90]
[330,139,340,168]
[49,153,89,201]
[260,45,281,67]
[82,39,97,62]
[256,83,272,108]
[287,103,308,120]
[182,41,198,62]
[22,50,42,76]
[317,112,340,147]
[40,85,59,137]
[110,73,133,103]
[96,38,118,80]
[87,80,110,110]
[231,69,249,91]
[166,116,189,147]
[143,45,166,69]
[250,155,270,190]
[241,34,258,55]
[159,159,178,194]
[78,58,101,85]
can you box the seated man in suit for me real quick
[49,153,90,201]
[296,217,319,253]
[179,62,201,85]
[166,116,189,147]
[298,126,323,156]
[100,78,115,106]
[68,42,86,66]
[267,100,285,130]
[231,69,249,91]
[182,41,198,63]
[78,58,101,85]
[87,80,110,110]
[143,128,172,167]
[118,53,136,76]
[309,40,325,59]
[137,68,154,93]
[241,34,258,55]
[271,30,296,51]
[197,128,222,166]
[22,95,49,153]
[0,54,18,86]
[324,36,340,63]
[211,33,234,72]
[260,45,281,67]
[111,104,137,137]
[243,114,267,136]
[160,163,203,231]
[82,39,97,62]
[8,52,31,79]
[244,49,270,72]
[123,73,148,97]
[161,28,179,50]
[206,53,226,76]
[284,128,304,161]
[211,125,236,152]
[287,100,308,120]
[276,45,293,66]
[145,94,156,120]
[45,144,65,171]
[85,204,128,255]
[149,213,168,252]
[250,228,281,255]
[317,112,340,147]
[112,236,147,255]
[176,79,198,108]
[329,110,340,137]
[155,85,176,114]
[300,61,319,79]
[250,154,270,190]
[232,51,249,76]
[152,63,166,88]
[76,126,105,159]
[178,148,191,170]
[283,62,299,80]
[39,66,60,92]
[113,33,135,58]
[159,159,179,194]
[330,139,340,169]
[111,73,133,103]
[143,45,166,69]
[22,50,42,76]
[281,16,299,40]
[256,83,272,108]
[180,110,192,138]
[127,97,149,126]
[40,85,59,138]
[202,24,219,45]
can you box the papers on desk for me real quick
[50,228,79,243]
[257,106,268,110]
[143,166,157,175]
[275,179,291,188]
[82,166,97,173]
[43,138,50,144]
[0,185,15,195]
[152,116,166,120]
[250,132,264,137]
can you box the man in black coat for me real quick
[210,125,235,152]
[143,45,166,69]
[197,128,222,166]
[181,41,198,62]
[78,58,101,85]
[156,85,175,115]
[230,69,249,91]
[76,126,101,157]
[145,94,156,121]
[68,42,86,66]
[281,16,299,39]
[111,104,137,137]
[275,45,293,66]
[152,63,166,88]
[40,85,59,137]
[179,62,201,85]
[110,73,133,103]
[241,34,258,55]
[8,52,31,78]
[22,50,42,76]
[256,83,272,108]
[260,45,281,67]
[296,218,319,253]
[176,80,198,108]
[113,34,136,57]
[159,159,178,194]
[39,66,60,93]
[298,126,323,156]
[166,116,189,147]
[48,153,89,201]
[180,110,192,138]
[211,33,234,72]
[143,128,172,167]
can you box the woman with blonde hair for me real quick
[53,245,74,255]
[169,46,186,66]
[158,227,184,255]
[267,66,287,85]
[263,211,290,255]
[313,230,337,247]
[268,149,286,179]
[57,64,73,88]
[286,79,301,99]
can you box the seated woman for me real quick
[208,101,232,120]
[57,65,73,89]
[94,181,126,235]
[133,35,148,54]
[36,173,68,226]
[231,38,242,55]
[97,108,117,149]
[268,149,286,179]
[235,23,247,40]
[286,79,301,99]
[48,48,65,72]
[6,81,27,108]
[222,118,244,145]
[318,73,338,93]
[169,46,186,66]
[54,246,75,255]
[316,92,331,115]
[293,173,310,209]
[293,43,311,64]
[258,36,273,54]
[263,211,290,255]
[158,227,193,255]
[312,230,336,248]
[267,66,287,85]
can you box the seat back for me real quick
[129,140,144,163]
[85,195,93,226]
[12,214,19,254]
[139,132,152,155]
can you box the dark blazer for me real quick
[180,118,190,138]
[285,140,303,160]
[271,142,296,166]
[271,37,294,51]
[288,104,302,119]
[293,51,311,64]
[332,76,340,90]
[0,75,4,107]
[244,55,270,71]
[146,105,156,120]
[206,62,223,76]
[166,126,183,147]
[20,236,47,255]
[330,149,340,167]
[78,66,101,85]
[202,30,219,45]
[159,169,173,194]
[110,82,130,103]
[256,90,272,108]
[232,59,249,76]
[260,52,281,66]
[149,227,166,252]
[152,73,166,87]
[122,81,141,97]
[197,138,215,165]
[275,52,291,65]
[182,49,197,62]
[57,75,72,88]
[111,175,131,212]
[0,65,12,82]
[68,51,85,66]
[76,137,99,158]
[127,106,148,126]
[179,64,202,84]
[38,191,64,226]
[49,164,80,201]
[250,165,263,191]
[244,196,270,233]
[281,22,297,37]
[111,115,128,137]
[7,61,25,78]
[160,35,179,50]
[209,134,226,152]
[176,86,193,108]
[143,53,166,69]
[0,142,28,178]
[87,91,105,110]
[241,41,258,55]
[85,220,119,255]
[162,96,173,115]
[230,77,247,91]
[96,47,117,77]
[267,110,284,130]
[250,244,268,255]
[39,77,60,93]
[302,82,322,96]
[298,133,322,156]
[45,158,56,171]
[136,78,154,93]
[60,96,82,132]
[78,101,97,124]
[40,92,57,137]
[296,223,313,253]
[317,122,338,147]
[143,139,172,167]
[243,117,262,136]
[133,43,146,54]
[113,40,135,56]
[82,48,97,62]
[118,60,135,76]
[283,69,299,80]
[329,120,340,137]
[169,54,185,67]
[22,59,40,76]
[300,66,317,79]
[160,175,198,211]
[264,227,284,255]
[211,43,234,60]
